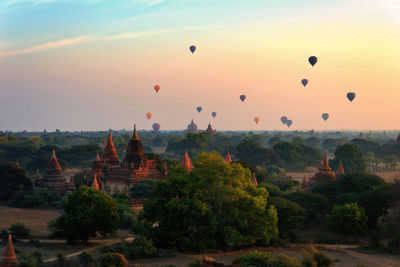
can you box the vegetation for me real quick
[133,152,278,251]
[49,186,120,243]
[330,203,368,237]
[0,163,32,200]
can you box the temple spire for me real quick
[322,152,329,168]
[96,151,100,161]
[252,172,258,186]
[15,160,19,169]
[133,124,138,139]
[181,150,193,172]
[336,160,345,176]
[225,150,232,163]
[101,132,119,165]
[0,234,18,266]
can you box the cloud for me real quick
[0,29,173,57]
[0,35,94,57]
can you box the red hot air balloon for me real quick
[154,85,160,93]
[146,112,152,120]
[254,117,260,124]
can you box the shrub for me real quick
[128,236,157,259]
[235,250,300,267]
[100,252,128,267]
[302,246,334,267]
[10,222,31,239]
[78,251,95,266]
[18,252,43,267]
[330,203,367,237]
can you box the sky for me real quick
[1,0,400,131]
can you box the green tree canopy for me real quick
[330,143,367,173]
[0,162,32,200]
[50,186,120,243]
[330,202,367,236]
[134,152,278,251]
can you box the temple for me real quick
[0,234,17,267]
[36,151,75,195]
[358,131,366,140]
[303,152,336,189]
[187,119,199,133]
[204,122,216,135]
[94,126,165,195]
[336,160,345,176]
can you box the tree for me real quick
[130,180,156,199]
[135,152,278,251]
[365,151,375,173]
[383,154,398,171]
[330,203,367,237]
[78,251,95,267]
[269,197,306,240]
[330,144,367,173]
[284,192,330,224]
[0,162,32,200]
[50,186,120,243]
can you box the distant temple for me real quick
[0,234,18,267]
[187,119,199,133]
[311,129,315,136]
[93,125,166,195]
[336,160,345,176]
[302,152,338,190]
[204,122,216,135]
[252,172,258,186]
[36,151,75,195]
[358,131,366,140]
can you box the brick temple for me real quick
[93,125,166,195]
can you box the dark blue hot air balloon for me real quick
[322,113,329,121]
[308,56,318,67]
[197,106,202,113]
[189,45,196,54]
[286,120,293,128]
[211,112,217,118]
[152,123,160,131]
[301,79,308,87]
[281,116,288,125]
[240,95,246,102]
[347,92,356,102]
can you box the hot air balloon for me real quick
[347,92,356,102]
[211,112,217,118]
[308,56,318,67]
[152,123,160,131]
[189,45,196,54]
[301,79,308,87]
[146,112,152,120]
[286,120,293,127]
[240,95,246,102]
[154,85,160,93]
[281,116,288,125]
[322,113,329,121]
[197,106,202,113]
[254,117,260,124]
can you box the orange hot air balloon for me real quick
[154,85,160,93]
[146,112,152,120]
[254,117,260,124]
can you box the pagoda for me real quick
[181,150,193,172]
[123,125,147,169]
[187,119,199,133]
[311,152,336,186]
[98,125,165,195]
[336,160,345,176]
[225,150,232,163]
[38,151,75,195]
[252,172,258,186]
[204,122,216,135]
[102,132,120,166]
[358,131,366,140]
[0,234,17,267]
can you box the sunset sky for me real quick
[1,0,400,131]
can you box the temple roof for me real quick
[317,152,332,174]
[205,122,216,135]
[15,160,19,169]
[102,132,120,166]
[124,125,147,169]
[46,150,62,175]
[0,234,18,266]
[336,160,345,176]
[181,150,193,172]
[225,150,232,163]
